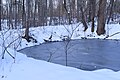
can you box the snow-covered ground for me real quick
[19,23,120,50]
[0,47,120,80]
[0,23,120,80]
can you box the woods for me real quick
[0,0,120,40]
[96,0,107,35]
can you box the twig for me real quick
[2,36,21,59]
[6,49,15,59]
[105,32,120,39]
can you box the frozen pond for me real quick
[18,39,120,71]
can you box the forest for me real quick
[0,0,120,42]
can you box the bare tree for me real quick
[38,0,41,26]
[90,0,96,32]
[22,0,26,28]
[63,0,72,24]
[96,0,107,35]
[0,0,1,31]
[57,0,63,25]
[77,0,80,23]
[63,23,81,66]
[107,0,114,24]
[22,0,30,42]
[33,0,38,27]
[49,0,53,25]
[80,3,88,32]
[43,0,47,26]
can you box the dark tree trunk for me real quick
[49,0,53,25]
[22,0,26,28]
[0,0,1,31]
[38,0,43,26]
[63,0,72,24]
[96,0,107,35]
[23,0,30,42]
[80,6,88,32]
[107,0,114,24]
[33,0,38,27]
[90,0,96,32]
[44,0,47,26]
[77,0,80,22]
[26,0,30,41]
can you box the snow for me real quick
[0,47,120,80]
[16,23,120,50]
[0,23,120,80]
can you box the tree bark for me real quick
[63,0,72,24]
[49,0,53,25]
[80,6,88,32]
[77,0,80,22]
[90,0,96,32]
[33,0,38,27]
[107,0,114,24]
[96,0,107,35]
[0,0,1,30]
[22,0,26,28]
[24,0,30,42]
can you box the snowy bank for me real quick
[0,47,120,80]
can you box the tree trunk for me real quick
[90,0,96,32]
[24,0,30,42]
[49,0,53,25]
[22,0,26,28]
[77,0,80,22]
[0,0,1,31]
[33,0,38,27]
[44,0,47,26]
[80,6,88,32]
[63,0,72,24]
[107,0,114,24]
[96,0,107,35]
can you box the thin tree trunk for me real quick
[77,0,80,22]
[63,0,71,24]
[22,0,26,28]
[88,0,92,22]
[91,0,96,32]
[49,0,53,25]
[0,0,1,30]
[14,0,18,29]
[107,0,114,24]
[18,0,21,26]
[9,3,14,29]
[80,6,88,32]
[33,0,38,27]
[44,0,47,26]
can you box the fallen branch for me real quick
[2,36,21,59]
[105,32,120,39]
